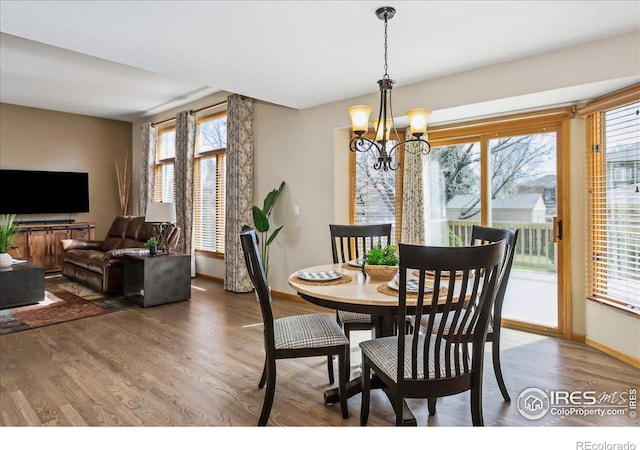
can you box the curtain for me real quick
[224,94,254,293]
[401,128,426,245]
[140,122,157,216]
[175,110,196,276]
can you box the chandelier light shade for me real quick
[348,6,432,171]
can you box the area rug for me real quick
[0,275,134,335]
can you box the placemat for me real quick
[412,269,466,280]
[291,274,353,286]
[377,282,448,299]
[341,263,362,271]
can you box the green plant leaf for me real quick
[252,206,269,232]
[364,245,398,266]
[0,214,17,254]
[266,225,284,245]
[262,181,285,217]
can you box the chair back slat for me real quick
[470,225,520,331]
[398,241,505,382]
[240,229,275,356]
[329,224,392,264]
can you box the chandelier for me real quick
[348,6,431,171]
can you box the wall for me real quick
[0,103,132,237]
[129,31,639,361]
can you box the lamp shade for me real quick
[348,105,373,133]
[406,109,431,136]
[145,202,176,223]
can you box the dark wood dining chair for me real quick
[328,223,392,379]
[415,225,519,405]
[240,229,349,425]
[359,240,505,426]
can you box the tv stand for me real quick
[17,219,75,225]
[9,221,95,272]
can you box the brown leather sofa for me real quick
[61,216,180,295]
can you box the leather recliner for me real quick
[61,216,181,295]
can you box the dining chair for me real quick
[359,240,506,426]
[415,225,519,405]
[328,223,392,379]
[240,229,349,425]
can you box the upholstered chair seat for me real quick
[336,310,371,325]
[274,314,349,350]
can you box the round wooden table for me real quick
[289,263,410,335]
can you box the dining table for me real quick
[288,261,452,425]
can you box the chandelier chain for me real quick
[383,14,389,79]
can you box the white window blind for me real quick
[194,112,227,255]
[154,124,176,203]
[351,135,400,244]
[587,101,640,311]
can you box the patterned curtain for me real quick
[140,123,157,216]
[401,128,425,245]
[224,94,254,293]
[175,110,196,275]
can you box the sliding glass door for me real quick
[422,110,571,337]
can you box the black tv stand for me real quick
[16,219,75,225]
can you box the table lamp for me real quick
[145,202,176,255]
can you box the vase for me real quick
[149,245,157,257]
[364,263,398,281]
[0,253,12,268]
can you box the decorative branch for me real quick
[115,154,131,216]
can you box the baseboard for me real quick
[193,276,304,303]
[571,332,586,343]
[585,337,640,369]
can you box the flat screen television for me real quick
[0,169,90,214]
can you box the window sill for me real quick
[588,297,640,318]
[195,250,224,260]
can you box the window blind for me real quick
[587,100,640,311]
[193,112,227,255]
[350,132,402,244]
[154,124,176,203]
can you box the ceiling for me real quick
[1,1,639,122]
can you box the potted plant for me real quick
[363,244,399,281]
[145,236,159,257]
[243,181,285,279]
[0,214,18,267]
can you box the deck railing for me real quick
[447,220,556,272]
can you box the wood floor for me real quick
[1,276,638,428]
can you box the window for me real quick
[194,111,227,256]
[586,98,640,313]
[349,108,572,335]
[154,124,176,202]
[350,132,403,244]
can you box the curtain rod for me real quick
[192,100,227,115]
[151,100,228,127]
